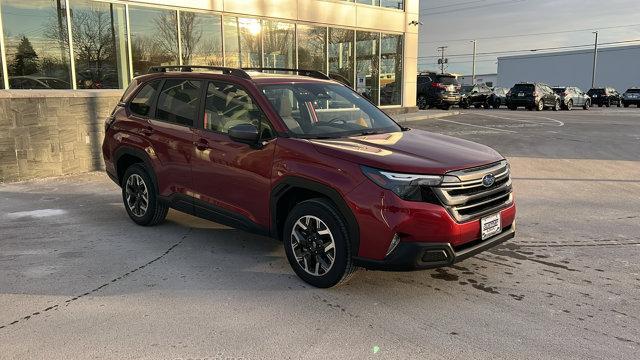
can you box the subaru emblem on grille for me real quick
[482,174,496,188]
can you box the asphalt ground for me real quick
[1,107,639,359]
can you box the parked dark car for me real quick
[102,65,516,288]
[587,87,621,107]
[622,88,640,108]
[459,84,492,109]
[488,87,509,109]
[417,72,461,110]
[552,86,591,110]
[506,82,561,111]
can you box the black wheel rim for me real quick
[125,174,149,217]
[290,215,336,276]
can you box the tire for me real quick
[474,104,482,109]
[606,99,611,108]
[122,164,168,226]
[493,99,501,109]
[536,100,544,111]
[417,95,427,110]
[460,100,470,109]
[617,100,622,108]
[598,103,603,107]
[440,104,451,110]
[566,100,573,111]
[583,100,590,110]
[623,102,629,108]
[282,198,357,288]
[483,100,491,109]
[508,105,517,111]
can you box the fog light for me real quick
[386,234,401,257]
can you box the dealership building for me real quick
[497,44,640,91]
[0,0,420,182]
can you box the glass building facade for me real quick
[0,0,406,107]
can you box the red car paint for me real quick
[103,71,516,269]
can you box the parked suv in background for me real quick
[417,72,461,110]
[507,82,561,111]
[552,86,591,110]
[459,84,492,109]
[587,87,622,107]
[622,88,640,107]
[488,87,509,109]
[103,66,516,288]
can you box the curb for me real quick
[393,111,461,123]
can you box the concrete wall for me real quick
[0,90,122,182]
[497,45,640,91]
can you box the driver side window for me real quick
[204,81,274,138]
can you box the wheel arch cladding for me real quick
[114,147,158,192]
[271,177,360,256]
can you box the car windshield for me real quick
[261,83,402,139]
[626,89,640,93]
[436,76,458,85]
[589,88,606,94]
[512,84,535,92]
[552,88,566,94]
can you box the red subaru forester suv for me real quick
[102,66,516,288]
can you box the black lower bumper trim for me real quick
[353,225,515,271]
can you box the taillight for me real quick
[431,82,446,90]
[506,91,512,97]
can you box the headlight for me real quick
[361,166,458,202]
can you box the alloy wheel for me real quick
[125,174,149,217]
[290,215,336,276]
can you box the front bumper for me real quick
[354,223,515,271]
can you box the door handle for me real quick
[141,126,153,135]
[194,138,210,151]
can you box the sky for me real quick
[418,0,640,75]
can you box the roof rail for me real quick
[147,65,251,79]
[242,67,331,80]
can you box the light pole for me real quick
[591,31,598,88]
[471,40,477,85]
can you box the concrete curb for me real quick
[393,110,461,123]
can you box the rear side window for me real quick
[156,79,203,127]
[129,80,160,117]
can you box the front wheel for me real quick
[565,100,572,111]
[617,99,622,107]
[583,100,590,110]
[606,99,611,107]
[122,164,168,226]
[283,199,357,288]
[536,100,544,111]
[553,100,561,111]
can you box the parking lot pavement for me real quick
[1,108,639,359]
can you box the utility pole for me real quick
[437,46,448,74]
[471,40,477,85]
[591,31,598,88]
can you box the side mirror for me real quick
[228,124,259,144]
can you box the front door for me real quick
[191,80,276,232]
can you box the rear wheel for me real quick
[283,199,357,288]
[617,99,622,107]
[122,164,168,226]
[440,104,451,110]
[536,100,544,111]
[623,102,629,108]
[606,99,611,107]
[493,98,501,109]
[553,100,561,111]
[417,95,427,110]
[508,105,517,111]
[583,100,590,110]
[474,103,482,109]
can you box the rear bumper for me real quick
[432,94,461,105]
[623,99,640,104]
[507,98,535,107]
[354,223,515,271]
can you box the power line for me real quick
[422,0,527,16]
[419,22,640,44]
[418,39,640,59]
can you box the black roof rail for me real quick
[242,67,331,80]
[147,65,251,79]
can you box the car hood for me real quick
[310,129,504,175]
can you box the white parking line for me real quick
[471,112,565,127]
[437,118,517,133]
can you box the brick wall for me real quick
[0,90,123,182]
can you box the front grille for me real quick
[431,160,513,222]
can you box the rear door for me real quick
[147,78,202,201]
[190,80,277,231]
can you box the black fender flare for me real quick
[113,146,158,193]
[270,176,360,256]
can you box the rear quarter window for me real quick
[129,80,161,117]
